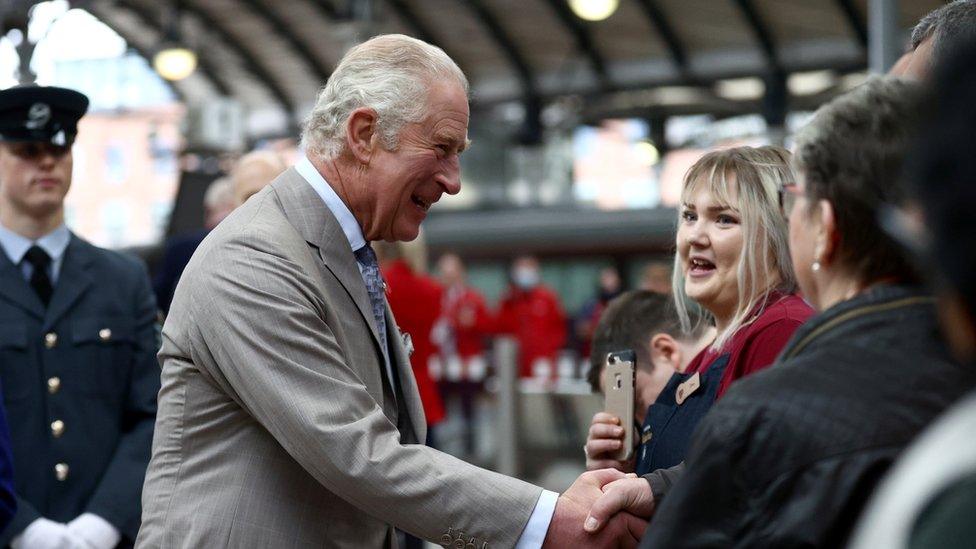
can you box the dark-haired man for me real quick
[0,86,159,548]
[893,0,976,79]
[583,290,711,474]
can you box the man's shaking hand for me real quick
[583,474,656,535]
[542,469,648,548]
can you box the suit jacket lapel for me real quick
[270,169,385,367]
[44,235,93,330]
[0,246,45,319]
[385,304,427,444]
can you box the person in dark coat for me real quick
[850,30,976,549]
[152,176,234,314]
[0,385,16,534]
[586,77,976,548]
[0,86,160,548]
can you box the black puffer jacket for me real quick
[640,285,976,548]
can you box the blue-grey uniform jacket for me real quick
[0,233,159,546]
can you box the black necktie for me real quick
[24,245,53,307]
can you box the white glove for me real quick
[10,518,84,549]
[66,513,121,549]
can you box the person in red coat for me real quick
[376,242,446,434]
[434,253,494,371]
[432,253,494,456]
[496,255,568,379]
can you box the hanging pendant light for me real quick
[154,46,197,81]
[568,0,619,22]
[153,1,197,81]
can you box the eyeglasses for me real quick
[778,182,803,213]
[5,142,72,161]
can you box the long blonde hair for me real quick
[672,146,797,351]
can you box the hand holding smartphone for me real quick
[603,350,636,461]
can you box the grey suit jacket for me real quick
[136,169,541,548]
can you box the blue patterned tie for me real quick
[354,244,388,351]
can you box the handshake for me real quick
[542,413,656,548]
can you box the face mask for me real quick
[600,289,622,302]
[512,267,540,289]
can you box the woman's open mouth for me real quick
[688,257,716,278]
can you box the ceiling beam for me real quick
[463,0,537,95]
[82,2,184,101]
[633,0,690,77]
[110,0,232,97]
[381,0,475,77]
[237,0,332,84]
[834,0,869,49]
[382,0,436,44]
[540,0,611,91]
[298,0,475,92]
[731,0,781,72]
[463,0,543,143]
[180,0,297,124]
[306,0,340,19]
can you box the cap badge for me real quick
[26,102,52,130]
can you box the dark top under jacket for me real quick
[640,284,976,549]
[0,234,160,546]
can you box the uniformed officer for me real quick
[0,86,160,548]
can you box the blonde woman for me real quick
[583,146,813,534]
[623,145,812,478]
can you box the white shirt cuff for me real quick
[68,513,121,549]
[514,489,559,549]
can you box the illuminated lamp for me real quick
[568,0,619,22]
[635,140,660,166]
[154,46,197,81]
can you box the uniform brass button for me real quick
[47,377,61,394]
[99,328,112,341]
[51,420,65,437]
[44,332,58,348]
[54,463,69,481]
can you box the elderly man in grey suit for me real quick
[136,34,645,548]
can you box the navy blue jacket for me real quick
[152,229,207,315]
[0,234,159,546]
[0,383,16,535]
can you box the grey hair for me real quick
[300,34,468,159]
[671,146,797,351]
[911,0,976,60]
[793,76,924,287]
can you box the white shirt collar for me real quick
[0,222,71,266]
[294,155,366,252]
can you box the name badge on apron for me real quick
[640,428,653,445]
[675,372,701,405]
